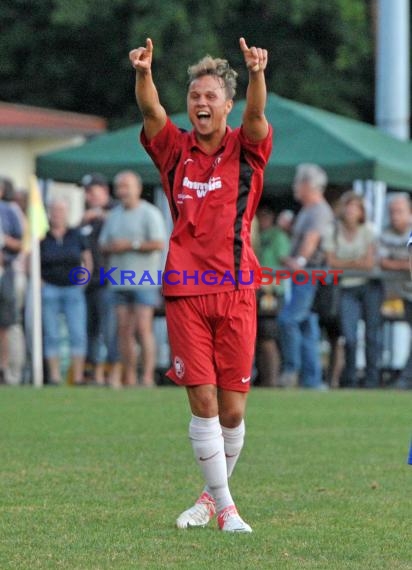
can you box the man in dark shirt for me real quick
[80,173,119,385]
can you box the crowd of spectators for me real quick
[1,163,412,389]
[254,164,412,390]
[0,172,166,387]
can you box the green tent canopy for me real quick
[36,93,412,190]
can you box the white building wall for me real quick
[0,136,84,189]
[0,136,85,224]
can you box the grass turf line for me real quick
[0,388,411,569]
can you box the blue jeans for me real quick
[42,283,87,358]
[339,282,383,388]
[277,276,321,388]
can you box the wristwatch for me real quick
[131,239,142,251]
[295,256,307,267]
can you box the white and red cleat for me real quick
[217,505,252,533]
[176,491,216,529]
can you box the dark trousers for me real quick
[339,281,383,387]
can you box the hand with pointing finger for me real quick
[129,38,153,73]
[239,37,268,73]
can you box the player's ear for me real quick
[225,99,234,115]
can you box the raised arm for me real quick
[239,37,269,142]
[129,38,167,141]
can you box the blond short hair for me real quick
[187,56,238,100]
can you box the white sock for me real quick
[222,420,245,478]
[203,420,245,501]
[189,415,234,512]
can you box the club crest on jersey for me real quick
[213,155,223,168]
[182,176,222,198]
[174,356,185,379]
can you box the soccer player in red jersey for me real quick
[129,37,272,532]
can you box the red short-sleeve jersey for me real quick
[141,118,273,296]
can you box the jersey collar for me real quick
[188,126,232,154]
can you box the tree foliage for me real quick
[218,0,375,121]
[0,0,379,127]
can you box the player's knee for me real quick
[187,386,218,417]
[194,398,217,417]
[219,410,243,429]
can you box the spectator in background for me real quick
[2,184,27,303]
[2,182,28,385]
[324,191,382,388]
[255,205,291,386]
[379,193,412,389]
[277,164,333,389]
[250,215,261,258]
[40,199,92,386]
[99,170,166,387]
[12,189,28,215]
[276,209,295,236]
[80,173,119,386]
[0,177,23,385]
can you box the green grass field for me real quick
[1,387,411,569]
